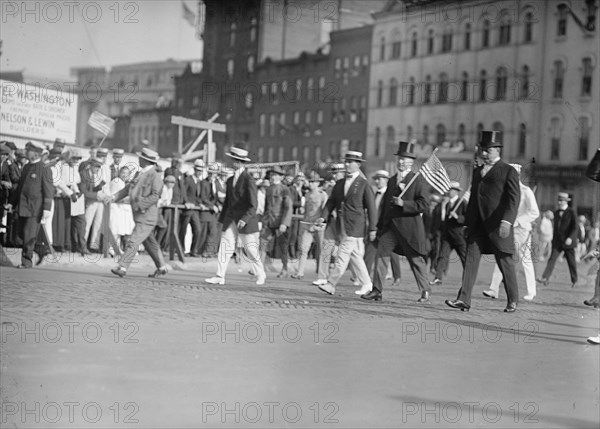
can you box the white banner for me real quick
[0,79,78,143]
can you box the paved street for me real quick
[1,250,599,428]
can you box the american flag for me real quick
[182,1,196,27]
[420,153,452,195]
[87,111,115,136]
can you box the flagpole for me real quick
[399,148,439,198]
[97,134,108,147]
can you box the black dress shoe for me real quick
[361,290,382,301]
[417,291,430,303]
[445,299,470,311]
[148,267,168,278]
[583,299,599,308]
[504,302,517,313]
[111,267,126,278]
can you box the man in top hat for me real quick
[314,151,377,296]
[110,148,168,278]
[110,149,125,180]
[180,159,207,257]
[10,141,54,267]
[291,171,328,279]
[446,130,520,312]
[205,144,266,285]
[430,181,468,286]
[537,191,579,288]
[260,166,294,278]
[483,163,539,301]
[362,142,431,302]
[362,169,401,291]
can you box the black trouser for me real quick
[179,210,202,255]
[71,215,86,253]
[542,246,578,283]
[435,229,467,279]
[19,216,43,267]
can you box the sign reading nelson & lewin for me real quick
[0,79,78,143]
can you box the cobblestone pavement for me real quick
[1,251,599,428]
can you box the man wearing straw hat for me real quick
[362,141,431,302]
[445,130,520,312]
[537,191,579,288]
[205,144,266,285]
[314,151,377,296]
[110,148,168,278]
[430,181,467,286]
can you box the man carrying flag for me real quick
[362,141,449,302]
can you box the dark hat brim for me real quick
[394,151,416,159]
[226,152,251,162]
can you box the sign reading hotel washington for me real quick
[0,79,78,143]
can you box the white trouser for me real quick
[490,227,536,296]
[328,236,372,288]
[216,223,265,280]
[84,201,104,249]
[44,200,55,245]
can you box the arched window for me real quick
[496,67,507,100]
[229,23,237,47]
[386,126,396,153]
[499,13,511,45]
[247,55,255,74]
[407,125,413,140]
[408,77,415,104]
[578,117,590,160]
[557,5,567,36]
[411,31,418,57]
[227,59,234,79]
[377,80,383,107]
[427,29,435,54]
[392,30,401,59]
[582,57,593,97]
[458,123,466,142]
[550,118,561,160]
[269,114,276,137]
[374,127,381,157]
[436,124,446,145]
[422,125,429,145]
[441,29,453,53]
[553,60,565,98]
[250,17,257,42]
[389,78,398,106]
[480,69,487,101]
[279,112,286,136]
[518,123,527,156]
[424,75,432,104]
[307,77,314,101]
[482,20,490,47]
[520,65,530,99]
[464,23,471,49]
[461,72,469,101]
[492,121,504,144]
[438,73,448,103]
[524,12,533,42]
[380,36,386,61]
[245,92,253,109]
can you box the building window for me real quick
[379,37,386,61]
[377,80,383,107]
[499,14,511,45]
[386,126,395,155]
[424,75,431,104]
[374,127,381,157]
[492,121,504,143]
[353,55,360,68]
[295,79,302,101]
[477,123,484,144]
[480,70,487,101]
[458,123,466,142]
[335,58,341,70]
[464,23,471,49]
[315,146,321,161]
[411,32,418,57]
[518,123,527,156]
[482,20,490,48]
[250,17,257,42]
[350,97,358,122]
[406,77,415,105]
[461,72,469,101]
[229,23,236,47]
[279,112,286,136]
[392,38,401,59]
[278,147,284,162]
[578,117,590,160]
[305,110,312,126]
[550,118,561,160]
[307,77,314,101]
[553,61,564,98]
[245,92,253,109]
[524,12,533,42]
[359,96,367,121]
[362,55,369,68]
[269,114,276,137]
[343,57,349,69]
[247,56,255,74]
[407,125,413,140]
[268,147,274,162]
[317,109,323,125]
[422,125,429,145]
[427,29,434,54]
[293,111,300,125]
[582,57,593,97]
[438,73,448,103]
[557,6,567,36]
[441,30,452,53]
[389,78,398,106]
[259,114,266,137]
[436,124,446,146]
[496,67,507,100]
[227,59,234,79]
[339,98,346,123]
[520,65,530,99]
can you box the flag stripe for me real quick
[419,153,452,195]
[87,111,115,135]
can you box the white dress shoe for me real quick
[523,294,535,301]
[482,290,498,299]
[312,278,328,286]
[318,282,335,295]
[355,285,372,295]
[256,275,266,285]
[205,276,225,285]
[587,335,600,345]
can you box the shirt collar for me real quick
[346,171,360,180]
[376,186,387,194]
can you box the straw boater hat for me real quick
[137,148,159,164]
[479,130,503,148]
[394,141,417,159]
[268,166,286,176]
[329,162,345,172]
[226,145,251,162]
[557,192,571,202]
[194,159,205,170]
[96,148,109,158]
[344,150,365,162]
[112,148,124,157]
[207,162,221,174]
[372,170,390,179]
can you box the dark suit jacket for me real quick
[378,172,429,255]
[182,175,203,207]
[12,160,53,218]
[321,174,377,238]
[552,207,578,250]
[218,170,259,234]
[441,196,467,240]
[199,177,221,221]
[466,159,520,254]
[164,167,185,205]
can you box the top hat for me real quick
[226,145,251,162]
[585,148,600,183]
[394,141,417,159]
[96,148,109,157]
[25,141,46,153]
[137,148,159,164]
[557,192,571,202]
[372,169,390,179]
[194,159,205,170]
[112,148,124,156]
[479,130,503,148]
[268,166,286,176]
[344,151,365,162]
[449,181,462,191]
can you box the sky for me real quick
[1,0,203,80]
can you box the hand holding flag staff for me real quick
[87,110,115,147]
[400,148,452,197]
